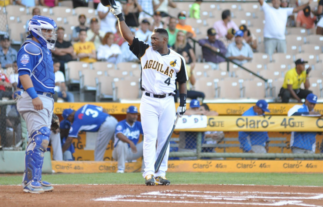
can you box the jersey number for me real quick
[85,109,99,118]
[164,77,171,86]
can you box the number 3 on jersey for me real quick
[164,77,171,86]
[85,109,98,118]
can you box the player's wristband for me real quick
[116,13,124,21]
[26,87,38,99]
[179,94,187,107]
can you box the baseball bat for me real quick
[154,114,180,173]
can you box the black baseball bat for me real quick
[154,114,180,173]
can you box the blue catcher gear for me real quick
[27,15,57,50]
[22,126,52,193]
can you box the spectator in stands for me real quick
[72,14,89,42]
[0,72,12,100]
[97,32,121,64]
[97,1,122,33]
[114,21,125,46]
[40,0,58,7]
[219,28,235,48]
[279,59,312,103]
[123,0,142,28]
[239,100,270,154]
[53,61,75,102]
[73,29,97,63]
[0,0,12,6]
[0,35,17,69]
[313,0,323,34]
[9,61,18,91]
[213,10,238,39]
[198,28,227,65]
[16,0,38,7]
[87,17,105,50]
[172,31,196,65]
[166,17,181,47]
[72,0,88,8]
[239,24,258,51]
[116,28,138,63]
[93,0,100,9]
[52,27,75,74]
[174,51,204,101]
[190,0,203,19]
[226,30,253,66]
[25,7,41,33]
[150,11,166,31]
[288,93,322,157]
[258,0,311,56]
[60,120,75,161]
[176,12,196,38]
[135,19,152,45]
[296,6,316,29]
[184,99,200,115]
[138,0,153,18]
[153,0,177,17]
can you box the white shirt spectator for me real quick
[97,44,121,63]
[154,0,168,13]
[9,73,18,84]
[54,70,65,92]
[262,1,293,40]
[86,29,105,49]
[138,0,153,18]
[135,29,152,45]
[116,41,138,63]
[97,2,121,33]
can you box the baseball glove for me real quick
[101,0,117,7]
[51,113,60,132]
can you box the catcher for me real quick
[50,113,63,161]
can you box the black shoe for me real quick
[155,176,170,185]
[145,174,155,186]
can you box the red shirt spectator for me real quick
[0,73,10,91]
[0,72,13,100]
[40,0,58,7]
[296,6,316,29]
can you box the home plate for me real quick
[94,190,323,206]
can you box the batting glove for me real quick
[177,105,186,116]
[177,93,187,116]
[110,3,122,17]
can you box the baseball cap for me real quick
[227,28,236,36]
[235,30,244,37]
[141,19,150,25]
[295,58,308,65]
[207,28,216,36]
[0,34,10,41]
[190,99,200,109]
[154,11,162,16]
[60,119,71,129]
[127,106,138,114]
[78,14,86,19]
[256,100,270,112]
[62,108,74,120]
[90,17,98,23]
[306,93,317,104]
[178,12,186,20]
[303,6,311,17]
[239,24,248,32]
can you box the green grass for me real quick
[1,172,323,186]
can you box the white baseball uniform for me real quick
[129,38,188,178]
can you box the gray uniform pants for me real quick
[112,141,144,172]
[292,147,314,160]
[94,116,118,161]
[49,132,63,161]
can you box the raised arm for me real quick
[293,0,312,13]
[258,0,264,6]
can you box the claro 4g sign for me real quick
[175,116,323,132]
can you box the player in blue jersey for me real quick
[112,106,144,173]
[288,93,322,156]
[62,104,118,161]
[60,119,75,161]
[16,15,57,194]
[238,100,270,154]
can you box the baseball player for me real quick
[49,113,63,161]
[107,0,188,185]
[62,104,117,161]
[112,106,144,173]
[60,119,75,161]
[288,93,322,156]
[16,15,57,193]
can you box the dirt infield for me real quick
[1,184,323,207]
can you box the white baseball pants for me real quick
[140,94,175,178]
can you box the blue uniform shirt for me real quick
[17,40,55,93]
[114,120,143,148]
[288,104,317,152]
[238,106,269,152]
[68,104,109,137]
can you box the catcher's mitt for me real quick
[51,113,60,132]
[101,0,117,7]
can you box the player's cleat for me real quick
[117,170,124,173]
[145,174,155,186]
[155,176,170,186]
[23,181,45,194]
[41,181,54,192]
